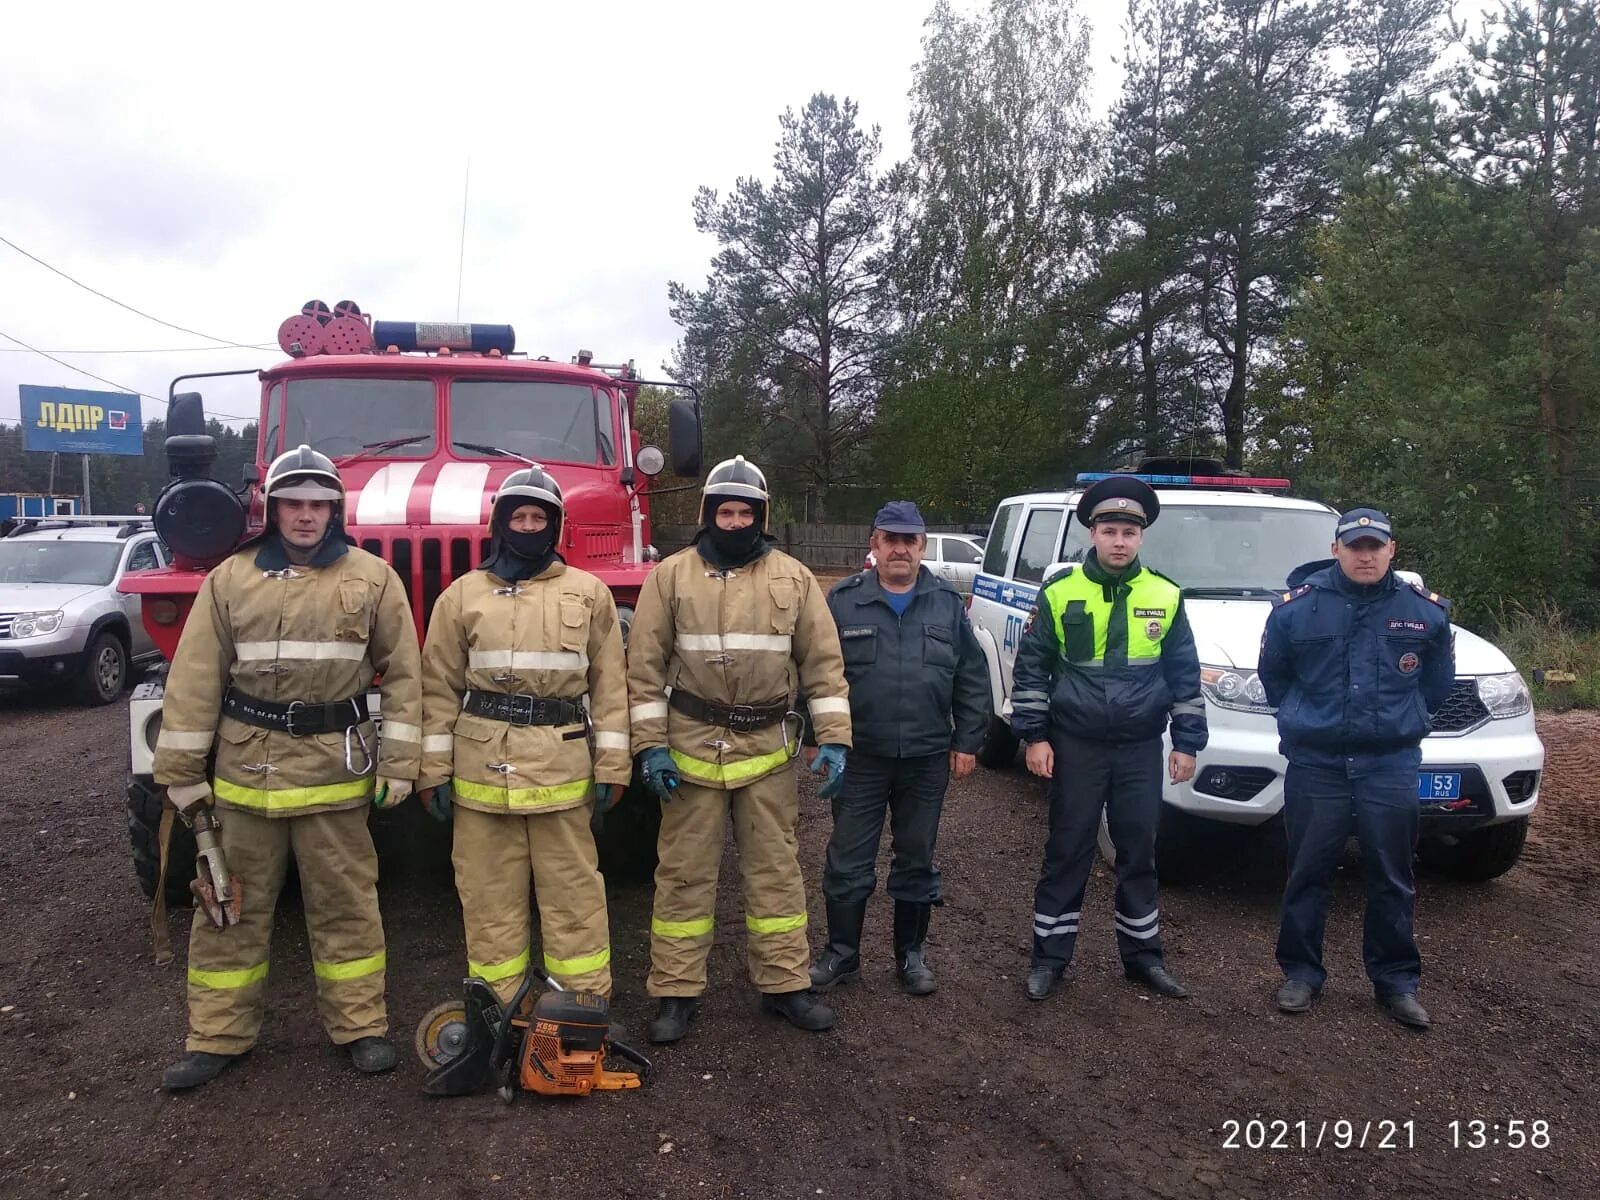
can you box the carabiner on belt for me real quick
[345,722,374,776]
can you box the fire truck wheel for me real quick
[75,631,127,705]
[127,774,197,906]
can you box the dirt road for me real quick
[1,696,1595,1199]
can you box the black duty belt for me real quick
[669,689,790,733]
[463,690,585,727]
[222,688,370,737]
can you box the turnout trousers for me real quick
[1030,733,1165,972]
[185,805,387,1055]
[452,804,613,1003]
[1276,762,1421,997]
[647,770,810,997]
[821,751,948,905]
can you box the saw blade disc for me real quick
[415,999,470,1070]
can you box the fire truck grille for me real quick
[361,535,489,631]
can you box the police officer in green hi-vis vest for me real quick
[1010,475,1208,1002]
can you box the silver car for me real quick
[0,518,166,704]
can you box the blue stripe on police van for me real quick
[972,574,1039,612]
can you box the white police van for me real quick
[967,467,1545,880]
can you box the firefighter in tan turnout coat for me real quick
[155,445,423,1091]
[417,466,628,1002]
[628,456,852,1043]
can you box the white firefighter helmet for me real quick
[263,444,344,504]
[702,455,769,526]
[492,465,565,537]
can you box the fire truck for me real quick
[121,300,702,901]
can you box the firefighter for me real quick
[416,466,628,1004]
[1012,475,1208,1002]
[1258,509,1455,1029]
[156,445,423,1090]
[628,456,852,1043]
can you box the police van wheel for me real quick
[975,717,1019,769]
[127,774,196,907]
[1418,817,1529,882]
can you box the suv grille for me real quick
[0,613,14,639]
[1430,680,1490,735]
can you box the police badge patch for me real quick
[1023,605,1038,635]
[1398,652,1419,674]
[1145,619,1163,641]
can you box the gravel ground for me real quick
[0,695,1595,1200]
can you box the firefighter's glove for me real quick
[640,748,680,802]
[811,744,848,800]
[597,783,625,812]
[167,782,212,816]
[374,778,413,809]
[420,782,453,823]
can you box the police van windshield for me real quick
[1059,503,1338,592]
[449,381,614,466]
[0,540,123,586]
[270,379,436,459]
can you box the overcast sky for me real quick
[1,0,1126,434]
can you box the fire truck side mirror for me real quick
[668,397,703,478]
[242,464,261,487]
[168,392,208,438]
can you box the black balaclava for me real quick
[695,494,771,569]
[482,498,561,583]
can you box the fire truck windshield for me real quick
[449,380,615,466]
[270,378,436,459]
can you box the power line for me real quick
[0,344,269,355]
[0,233,274,350]
[0,326,257,423]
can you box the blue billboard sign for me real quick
[19,385,144,456]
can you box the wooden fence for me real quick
[654,523,974,572]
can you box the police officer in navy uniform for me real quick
[1012,476,1208,1001]
[1258,508,1454,1030]
[807,501,991,998]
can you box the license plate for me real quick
[1419,772,1462,801]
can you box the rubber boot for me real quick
[348,1035,399,1074]
[647,997,701,1044]
[162,1050,243,1091]
[809,897,867,992]
[760,989,837,1031]
[893,900,937,996]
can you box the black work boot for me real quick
[647,997,701,1044]
[1025,965,1065,1001]
[809,897,867,992]
[893,900,937,997]
[162,1050,243,1091]
[347,1036,399,1074]
[760,989,837,1031]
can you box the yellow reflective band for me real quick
[668,746,791,785]
[543,945,612,976]
[746,913,808,935]
[652,915,715,939]
[213,775,375,813]
[469,946,531,983]
[312,951,386,982]
[187,961,269,990]
[452,775,593,810]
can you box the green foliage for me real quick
[1492,601,1600,710]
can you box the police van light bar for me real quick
[1076,472,1291,490]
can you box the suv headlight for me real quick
[10,610,64,638]
[1199,665,1274,713]
[1476,672,1532,719]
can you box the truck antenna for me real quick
[455,158,471,321]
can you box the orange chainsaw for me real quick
[417,972,652,1102]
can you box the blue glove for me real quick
[639,748,680,802]
[596,783,625,812]
[422,782,453,823]
[811,744,848,800]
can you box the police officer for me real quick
[1012,475,1207,1001]
[628,456,852,1043]
[417,466,629,1005]
[808,501,990,997]
[155,445,423,1089]
[1258,508,1454,1029]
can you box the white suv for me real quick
[0,518,167,704]
[966,474,1545,880]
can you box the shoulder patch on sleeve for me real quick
[1273,584,1313,607]
[1144,566,1183,588]
[1409,582,1452,610]
[1041,565,1076,587]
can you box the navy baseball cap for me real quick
[872,500,926,535]
[1336,508,1393,545]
